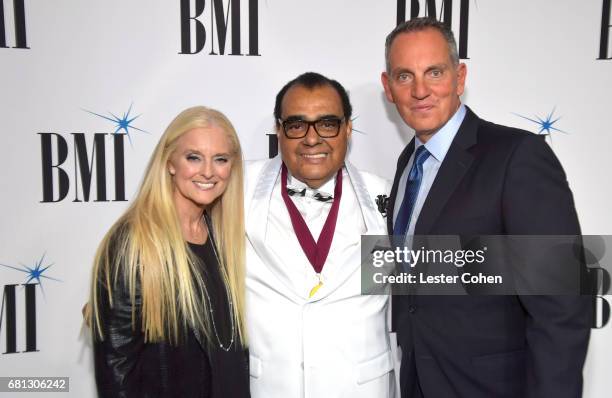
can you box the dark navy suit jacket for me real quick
[388,106,591,398]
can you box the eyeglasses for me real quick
[278,117,345,139]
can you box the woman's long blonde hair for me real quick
[90,106,246,345]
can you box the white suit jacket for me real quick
[245,156,395,398]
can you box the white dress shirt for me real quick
[268,166,366,290]
[393,104,467,236]
[284,171,338,241]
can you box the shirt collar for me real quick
[415,103,466,163]
[286,167,339,197]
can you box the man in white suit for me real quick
[244,72,396,398]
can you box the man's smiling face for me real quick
[382,28,466,142]
[277,84,352,189]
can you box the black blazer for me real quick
[93,222,250,398]
[388,107,591,398]
[94,272,214,397]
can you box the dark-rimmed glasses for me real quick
[278,117,345,139]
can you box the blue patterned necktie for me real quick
[393,145,431,236]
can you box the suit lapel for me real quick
[415,107,479,235]
[345,162,382,235]
[246,156,281,246]
[312,162,387,301]
[246,157,306,300]
[387,140,415,236]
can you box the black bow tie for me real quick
[286,187,333,203]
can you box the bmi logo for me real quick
[396,0,470,59]
[0,0,28,49]
[39,104,148,203]
[180,0,260,56]
[600,0,612,59]
[0,253,60,354]
[584,237,611,329]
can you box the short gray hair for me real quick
[384,17,459,72]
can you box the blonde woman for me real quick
[90,106,249,397]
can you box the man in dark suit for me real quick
[381,17,591,398]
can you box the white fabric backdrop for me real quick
[1,1,610,396]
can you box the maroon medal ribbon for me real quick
[280,163,343,274]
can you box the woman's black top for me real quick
[93,238,250,398]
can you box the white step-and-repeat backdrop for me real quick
[1,1,611,396]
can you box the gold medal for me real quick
[309,274,323,298]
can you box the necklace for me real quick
[201,216,236,352]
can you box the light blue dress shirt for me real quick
[393,104,467,236]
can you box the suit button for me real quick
[408,305,416,314]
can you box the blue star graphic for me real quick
[83,103,149,146]
[513,107,568,145]
[350,115,366,135]
[0,253,62,298]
